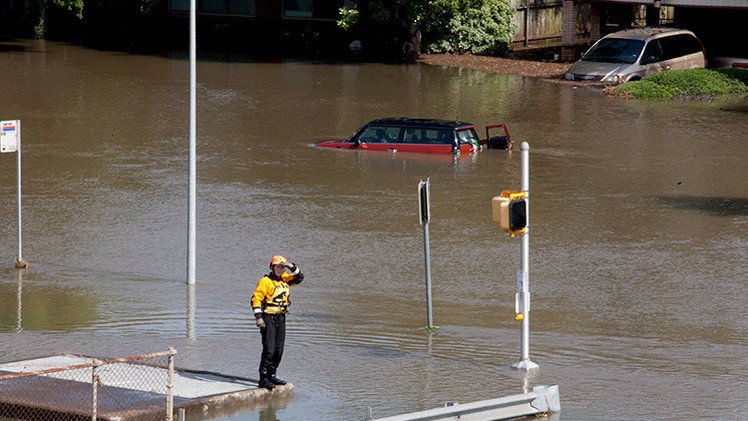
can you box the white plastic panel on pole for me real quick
[0,120,20,153]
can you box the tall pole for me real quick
[187,0,197,284]
[16,270,22,332]
[419,179,434,329]
[16,121,22,262]
[423,220,433,328]
[513,142,538,371]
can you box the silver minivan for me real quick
[565,27,705,83]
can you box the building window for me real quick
[170,0,189,11]
[284,0,313,18]
[169,0,255,16]
[283,0,346,19]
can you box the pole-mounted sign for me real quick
[418,178,430,225]
[1,120,27,269]
[1,120,19,153]
[418,178,435,329]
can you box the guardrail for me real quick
[374,384,560,421]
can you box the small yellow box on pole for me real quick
[491,191,527,236]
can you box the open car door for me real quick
[481,124,513,150]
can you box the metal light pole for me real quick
[1,120,25,268]
[16,122,22,262]
[187,0,197,285]
[513,142,538,371]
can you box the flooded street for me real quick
[0,39,746,420]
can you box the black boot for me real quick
[269,375,286,385]
[258,376,275,390]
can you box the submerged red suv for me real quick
[314,117,511,155]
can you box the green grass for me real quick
[609,68,748,100]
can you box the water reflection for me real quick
[187,283,196,340]
[0,278,100,332]
[16,270,23,333]
[656,195,748,216]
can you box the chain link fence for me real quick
[0,348,176,421]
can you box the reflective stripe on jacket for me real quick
[251,272,296,314]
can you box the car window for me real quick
[429,129,455,144]
[402,127,422,143]
[641,39,663,65]
[356,125,399,143]
[660,34,703,60]
[456,129,478,145]
[659,36,682,60]
[582,38,644,64]
[401,128,454,144]
[681,34,704,54]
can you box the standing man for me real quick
[252,255,304,390]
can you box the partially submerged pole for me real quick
[1,119,27,268]
[512,142,538,371]
[16,121,22,264]
[187,0,197,285]
[418,179,434,329]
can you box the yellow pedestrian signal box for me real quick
[491,191,527,236]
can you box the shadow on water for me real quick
[656,195,748,217]
[0,35,389,68]
[0,43,29,53]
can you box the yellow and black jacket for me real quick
[251,268,303,315]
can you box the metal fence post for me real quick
[91,361,100,421]
[167,347,176,421]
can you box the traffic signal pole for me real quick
[513,142,538,371]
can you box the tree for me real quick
[419,0,516,55]
[26,0,84,37]
[338,0,517,60]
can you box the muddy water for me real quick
[0,39,746,420]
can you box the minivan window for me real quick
[641,39,663,64]
[659,34,702,60]
[582,38,645,64]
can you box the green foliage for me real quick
[337,6,359,31]
[419,0,516,55]
[26,0,84,37]
[645,68,747,96]
[369,1,393,24]
[52,0,84,18]
[616,80,678,99]
[339,0,517,57]
[715,68,748,85]
[611,68,748,100]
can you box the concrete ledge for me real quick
[0,355,294,420]
[173,369,294,418]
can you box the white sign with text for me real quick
[0,120,20,153]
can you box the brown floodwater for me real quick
[0,39,746,420]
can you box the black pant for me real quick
[259,313,285,378]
